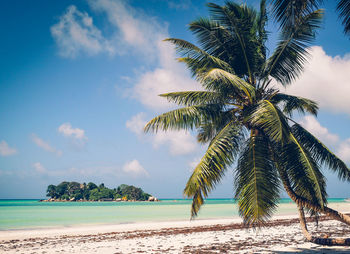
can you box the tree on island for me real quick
[145,0,350,246]
[46,182,152,201]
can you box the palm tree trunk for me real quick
[297,206,312,240]
[277,169,350,245]
[278,168,350,225]
[297,204,350,246]
[284,178,350,225]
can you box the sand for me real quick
[1,203,350,253]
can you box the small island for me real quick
[43,181,159,202]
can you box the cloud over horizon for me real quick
[0,140,17,156]
[122,159,149,177]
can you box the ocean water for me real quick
[0,198,346,230]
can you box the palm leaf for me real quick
[207,2,260,80]
[235,135,280,226]
[337,0,350,35]
[197,110,236,144]
[184,121,244,217]
[160,91,224,107]
[165,38,232,71]
[200,68,256,101]
[265,9,323,85]
[292,123,350,181]
[248,100,290,143]
[271,93,318,116]
[188,17,235,65]
[257,0,268,63]
[144,104,222,133]
[287,133,327,207]
[271,0,323,28]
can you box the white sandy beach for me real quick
[1,203,350,253]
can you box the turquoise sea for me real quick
[0,198,347,230]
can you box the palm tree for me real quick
[145,0,350,245]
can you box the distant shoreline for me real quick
[39,198,160,202]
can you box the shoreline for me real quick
[1,202,350,253]
[1,213,350,253]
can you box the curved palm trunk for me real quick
[297,206,312,240]
[297,205,350,246]
[278,168,350,225]
[278,169,350,245]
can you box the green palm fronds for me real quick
[235,136,280,226]
[184,121,245,217]
[248,100,290,143]
[271,93,318,116]
[144,0,350,225]
[337,0,350,35]
[265,9,324,85]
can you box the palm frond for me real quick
[197,110,235,144]
[265,9,323,85]
[337,0,350,35]
[184,121,244,217]
[292,123,350,181]
[257,0,268,62]
[160,91,224,107]
[188,17,235,65]
[144,104,222,133]
[207,2,261,80]
[248,100,290,143]
[271,93,318,116]
[286,133,327,207]
[201,68,256,101]
[165,38,232,71]
[235,135,280,226]
[271,0,323,28]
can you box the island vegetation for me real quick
[44,181,157,202]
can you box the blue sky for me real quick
[1,0,350,199]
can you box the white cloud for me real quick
[33,162,47,174]
[122,159,149,177]
[88,0,167,59]
[299,116,339,145]
[298,116,350,163]
[52,0,199,108]
[126,112,147,136]
[51,5,114,58]
[126,113,198,155]
[31,134,62,156]
[88,0,200,109]
[132,35,200,110]
[337,139,350,163]
[58,123,87,140]
[0,140,17,156]
[281,46,350,115]
[153,130,198,155]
